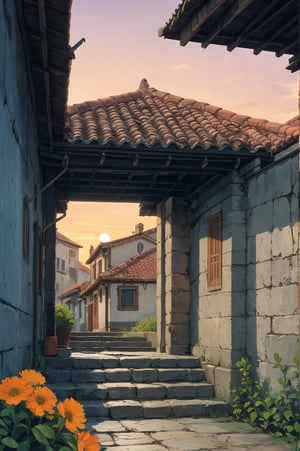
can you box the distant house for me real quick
[55,231,90,304]
[59,281,90,332]
[81,224,157,331]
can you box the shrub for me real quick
[231,354,300,443]
[131,316,156,332]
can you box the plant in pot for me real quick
[55,304,75,348]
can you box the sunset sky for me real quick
[57,0,299,263]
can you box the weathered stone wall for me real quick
[246,149,299,389]
[190,172,246,400]
[0,2,43,377]
[189,147,298,400]
[156,198,190,355]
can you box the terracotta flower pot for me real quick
[56,325,72,348]
[44,336,58,356]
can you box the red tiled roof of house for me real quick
[56,231,82,248]
[86,226,156,264]
[60,281,90,299]
[81,247,156,296]
[66,80,298,154]
[286,115,299,128]
[59,283,82,299]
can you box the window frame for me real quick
[117,285,139,311]
[207,211,222,291]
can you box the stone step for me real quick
[44,352,229,420]
[45,354,201,370]
[81,398,229,419]
[69,341,153,348]
[45,367,206,384]
[49,381,214,401]
[69,345,155,353]
[71,335,150,342]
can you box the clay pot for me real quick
[44,336,58,356]
[55,325,72,348]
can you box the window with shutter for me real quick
[207,211,222,290]
[117,286,139,310]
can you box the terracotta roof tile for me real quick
[81,248,156,296]
[66,80,298,154]
[286,115,299,127]
[59,282,82,299]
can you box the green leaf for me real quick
[60,432,78,448]
[15,411,30,423]
[274,353,281,363]
[250,411,257,424]
[57,447,74,451]
[34,424,55,440]
[1,437,19,448]
[31,425,50,445]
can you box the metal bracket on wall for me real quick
[27,154,69,204]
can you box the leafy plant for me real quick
[0,369,105,450]
[131,316,156,332]
[231,354,300,443]
[55,304,75,327]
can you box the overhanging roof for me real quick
[48,81,298,213]
[159,0,299,72]
[21,0,72,149]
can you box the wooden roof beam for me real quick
[286,53,300,72]
[276,37,299,57]
[253,15,297,55]
[227,0,279,51]
[201,0,254,49]
[179,0,226,46]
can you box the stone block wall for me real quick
[0,2,43,377]
[246,150,299,389]
[189,172,247,400]
[188,147,298,400]
[156,198,190,354]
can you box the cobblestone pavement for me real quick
[87,416,292,450]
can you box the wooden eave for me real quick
[159,0,299,72]
[20,0,72,149]
[46,142,272,211]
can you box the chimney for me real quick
[135,223,144,234]
[89,245,94,256]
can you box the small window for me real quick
[118,286,138,310]
[69,249,76,258]
[207,211,222,291]
[98,259,102,274]
[23,197,29,261]
[56,257,66,273]
[69,267,77,281]
[79,300,82,319]
[137,242,144,253]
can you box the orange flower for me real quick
[57,397,86,433]
[0,376,32,405]
[78,431,100,451]
[20,369,46,387]
[26,386,57,416]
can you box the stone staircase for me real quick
[69,332,156,352]
[45,352,229,419]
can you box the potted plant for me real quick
[55,304,75,348]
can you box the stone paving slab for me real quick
[87,417,291,450]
